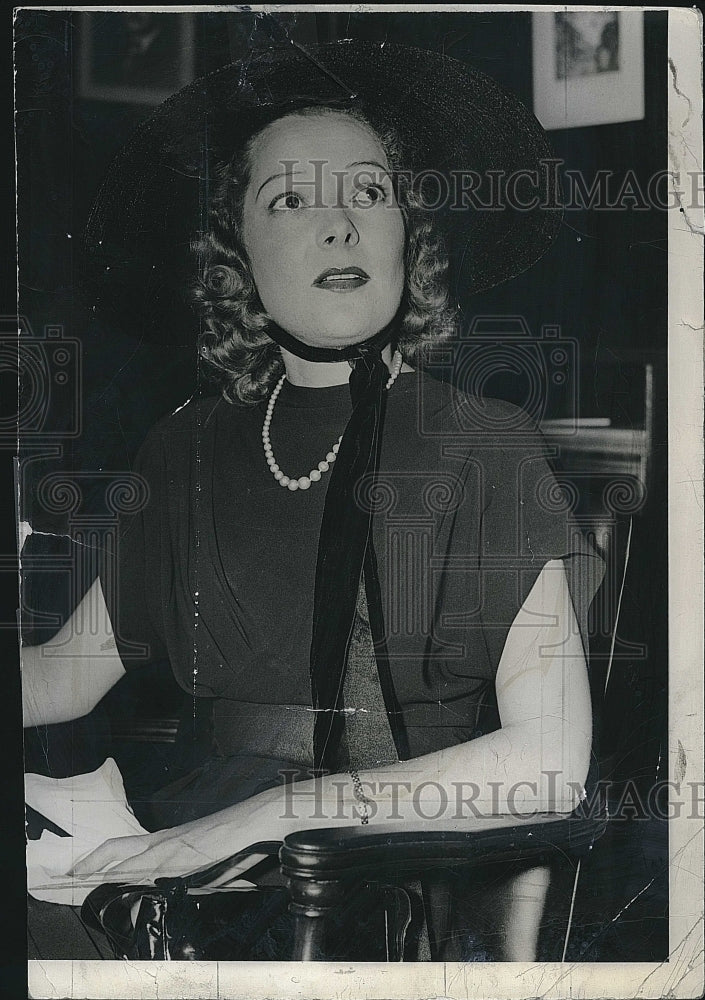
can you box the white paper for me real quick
[25,757,149,905]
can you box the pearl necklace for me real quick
[263,349,404,492]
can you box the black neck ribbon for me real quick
[266,318,409,771]
[265,318,395,364]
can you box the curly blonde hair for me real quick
[191,106,457,405]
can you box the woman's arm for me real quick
[351,556,591,818]
[22,576,127,727]
[73,559,591,878]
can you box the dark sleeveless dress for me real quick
[101,369,604,828]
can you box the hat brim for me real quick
[84,41,561,339]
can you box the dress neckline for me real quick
[276,370,416,409]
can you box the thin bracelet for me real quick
[349,768,370,825]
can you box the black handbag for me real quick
[80,841,295,961]
[80,840,421,961]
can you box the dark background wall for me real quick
[12,9,669,964]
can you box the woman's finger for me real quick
[70,835,150,875]
[100,834,225,880]
[103,845,197,878]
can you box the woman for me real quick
[23,41,604,959]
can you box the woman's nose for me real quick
[316,208,360,249]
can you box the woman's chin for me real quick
[296,314,398,350]
[313,328,377,349]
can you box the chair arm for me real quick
[279,804,607,960]
[281,806,606,880]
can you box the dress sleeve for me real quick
[99,425,170,670]
[477,410,606,673]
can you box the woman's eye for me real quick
[352,184,386,208]
[269,192,304,212]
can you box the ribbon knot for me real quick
[349,348,389,405]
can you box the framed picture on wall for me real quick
[78,12,196,104]
[532,10,645,129]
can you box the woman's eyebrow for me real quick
[256,170,303,201]
[255,161,389,201]
[347,160,390,175]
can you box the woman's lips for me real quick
[313,267,370,292]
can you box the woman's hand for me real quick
[68,770,365,881]
[71,830,221,880]
[70,784,289,881]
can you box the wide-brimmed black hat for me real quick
[83,40,561,343]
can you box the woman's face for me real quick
[241,111,405,349]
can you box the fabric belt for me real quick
[212,703,315,767]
